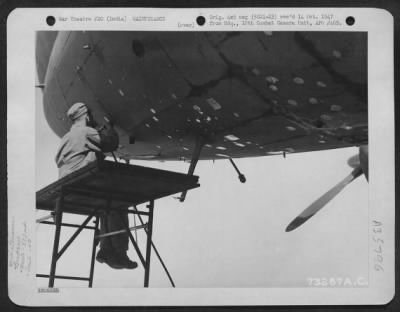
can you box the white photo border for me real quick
[7,7,395,306]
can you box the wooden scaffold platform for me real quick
[36,160,200,288]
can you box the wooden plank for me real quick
[37,160,200,215]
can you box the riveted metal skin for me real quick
[37,31,368,161]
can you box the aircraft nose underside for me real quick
[40,31,367,161]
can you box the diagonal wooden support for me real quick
[57,211,97,260]
[132,205,175,287]
[117,211,146,267]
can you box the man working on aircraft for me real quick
[55,102,137,270]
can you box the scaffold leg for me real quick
[88,216,100,287]
[48,188,65,287]
[144,200,154,287]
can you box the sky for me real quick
[35,87,369,289]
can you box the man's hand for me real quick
[97,116,114,132]
[104,116,114,127]
[98,116,119,152]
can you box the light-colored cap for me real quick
[67,102,88,121]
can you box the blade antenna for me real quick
[229,158,246,183]
[179,136,205,202]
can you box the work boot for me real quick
[117,252,138,269]
[96,248,125,269]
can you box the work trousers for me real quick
[100,210,129,252]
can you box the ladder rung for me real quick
[96,223,148,239]
[39,221,97,230]
[36,274,90,281]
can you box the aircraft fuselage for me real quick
[37,31,368,161]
